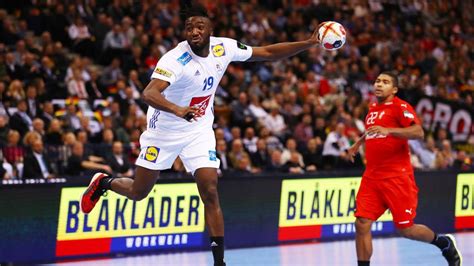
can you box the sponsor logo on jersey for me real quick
[209,150,217,161]
[237,41,247,50]
[145,146,159,163]
[189,95,212,116]
[403,110,414,119]
[211,43,225,57]
[154,67,172,78]
[177,52,192,65]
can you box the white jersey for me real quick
[148,37,253,132]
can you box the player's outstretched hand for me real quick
[174,106,202,122]
[309,24,321,45]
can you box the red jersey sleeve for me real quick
[397,102,420,127]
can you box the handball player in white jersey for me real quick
[80,3,320,265]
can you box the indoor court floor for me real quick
[54,232,473,265]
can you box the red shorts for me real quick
[355,174,419,229]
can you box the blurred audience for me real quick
[0,0,473,179]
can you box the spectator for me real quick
[66,141,112,176]
[95,128,114,158]
[231,92,256,129]
[26,83,40,118]
[281,138,304,166]
[263,105,287,139]
[2,130,24,178]
[62,104,81,132]
[4,52,24,80]
[249,139,270,170]
[242,127,258,154]
[230,126,241,142]
[85,68,106,101]
[102,24,128,63]
[293,114,314,148]
[5,79,25,104]
[106,141,133,178]
[67,68,88,98]
[453,151,472,171]
[22,138,54,179]
[9,100,32,137]
[409,135,437,169]
[99,57,124,88]
[44,119,63,146]
[228,138,251,170]
[265,149,286,172]
[285,151,305,174]
[38,101,55,128]
[434,140,455,169]
[68,17,94,58]
[31,118,45,138]
[128,69,144,98]
[248,94,268,124]
[1,158,12,180]
[0,115,10,146]
[216,139,231,174]
[234,156,256,174]
[258,127,283,153]
[322,122,351,169]
[0,82,7,115]
[303,137,323,172]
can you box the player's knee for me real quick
[397,226,415,239]
[355,218,372,234]
[129,189,149,201]
[201,185,219,205]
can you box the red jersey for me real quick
[364,97,421,178]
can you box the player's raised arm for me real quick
[248,28,320,62]
[142,79,200,121]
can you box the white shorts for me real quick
[135,128,220,173]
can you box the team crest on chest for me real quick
[211,43,225,57]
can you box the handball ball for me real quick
[318,21,346,51]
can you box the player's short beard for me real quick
[189,38,210,55]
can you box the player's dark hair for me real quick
[380,71,398,88]
[181,2,209,21]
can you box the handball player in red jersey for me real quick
[348,72,462,266]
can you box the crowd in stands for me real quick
[0,0,473,180]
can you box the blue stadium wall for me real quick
[0,171,472,263]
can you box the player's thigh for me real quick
[355,177,387,221]
[380,175,418,228]
[179,129,220,174]
[135,130,183,170]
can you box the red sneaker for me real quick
[80,172,109,214]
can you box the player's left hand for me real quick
[367,126,390,136]
[347,146,358,163]
[309,24,321,45]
